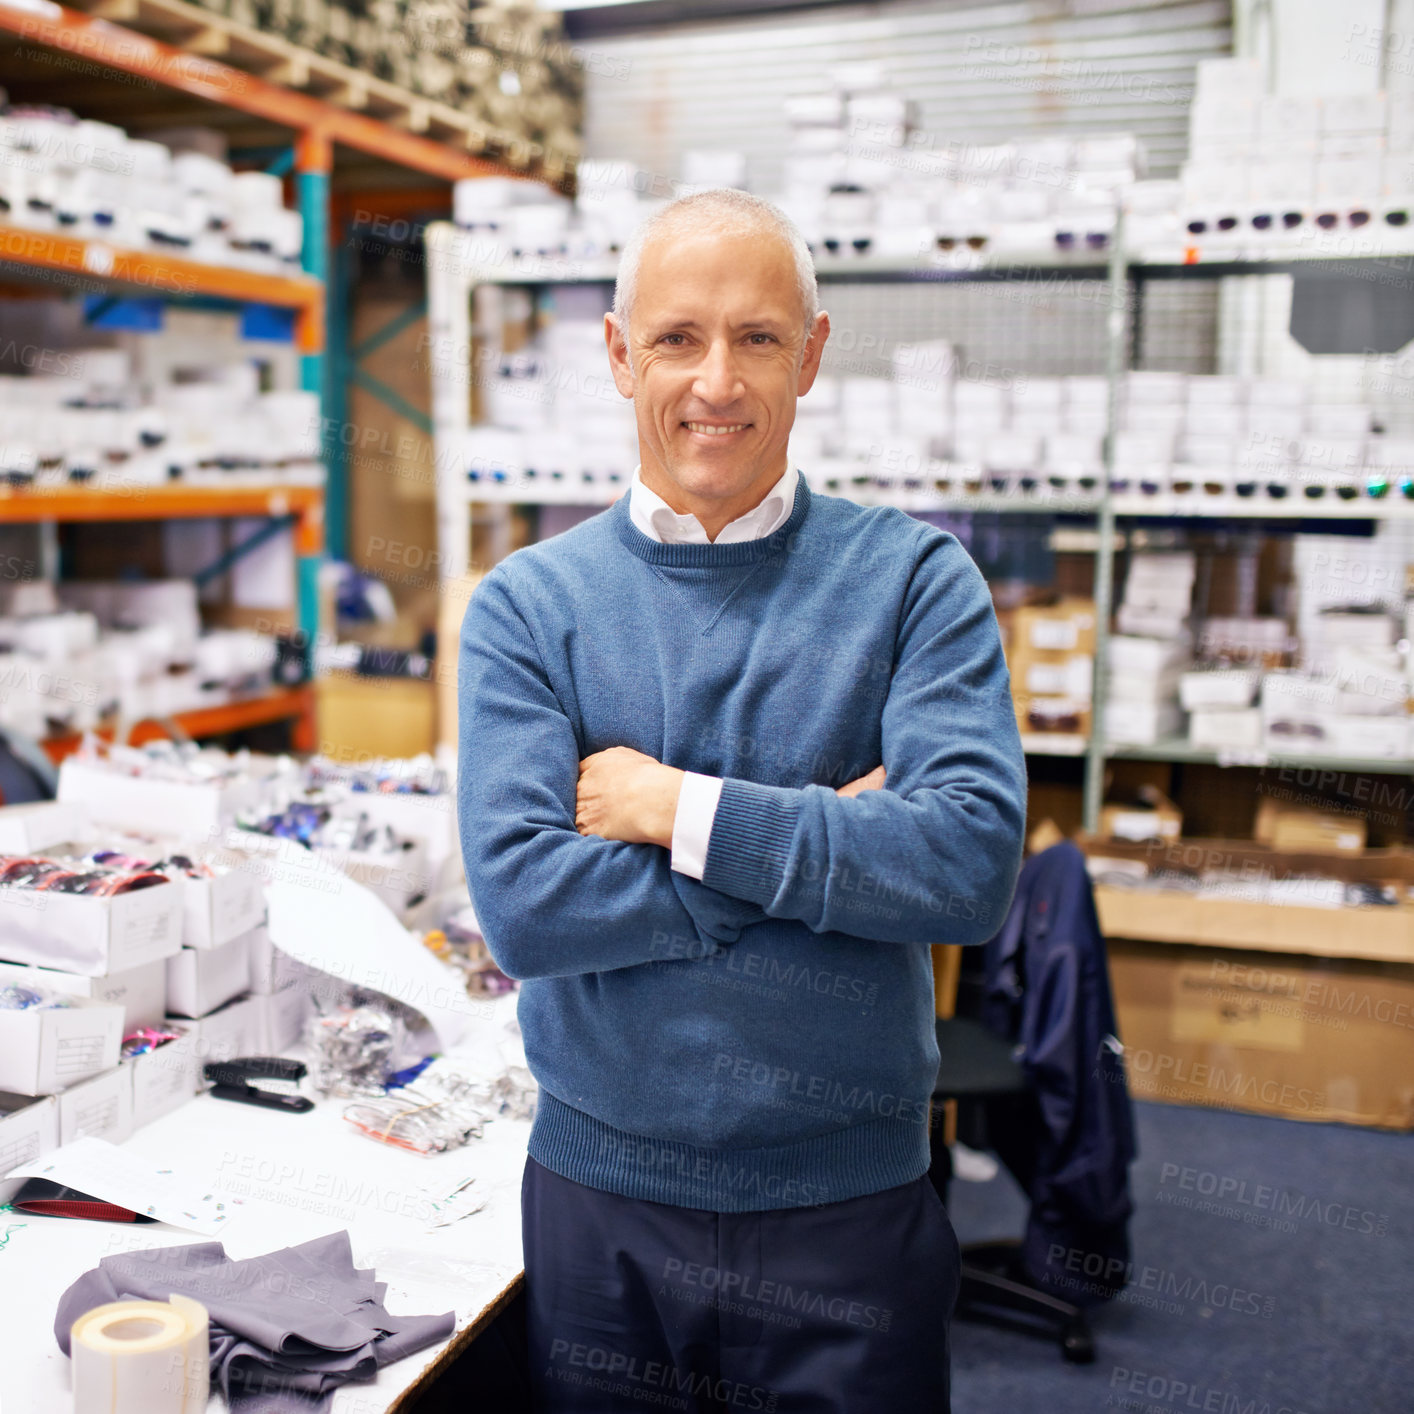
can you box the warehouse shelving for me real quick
[0,0,549,752]
[427,220,1414,829]
[0,221,326,349]
[0,483,323,538]
[39,684,316,764]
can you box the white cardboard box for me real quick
[258,985,313,1054]
[0,958,165,1031]
[0,997,124,1095]
[0,801,90,853]
[166,935,251,1019]
[0,879,183,976]
[187,994,264,1079]
[126,1026,198,1128]
[1189,707,1263,751]
[57,757,264,838]
[58,1066,133,1145]
[221,830,431,913]
[0,1092,59,1176]
[179,856,265,949]
[330,792,460,880]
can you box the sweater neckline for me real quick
[614,471,811,566]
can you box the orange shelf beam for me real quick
[41,686,317,764]
[0,3,519,184]
[0,222,326,352]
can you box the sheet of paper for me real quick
[263,841,480,1049]
[1,1136,237,1235]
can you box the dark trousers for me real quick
[522,1156,960,1414]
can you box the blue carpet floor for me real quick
[947,1101,1413,1414]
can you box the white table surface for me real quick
[1,994,530,1414]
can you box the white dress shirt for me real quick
[626,463,798,879]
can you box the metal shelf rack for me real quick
[425,219,1414,829]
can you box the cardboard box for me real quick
[0,1092,59,1176]
[1108,940,1414,1130]
[166,935,251,1019]
[126,1025,198,1128]
[1012,598,1097,655]
[1189,708,1263,751]
[0,878,183,976]
[1089,838,1414,963]
[258,984,314,1054]
[1014,695,1091,737]
[0,958,165,1031]
[1255,800,1367,855]
[1105,700,1183,745]
[0,996,124,1095]
[187,994,264,1079]
[58,1066,133,1146]
[179,856,265,949]
[317,672,437,762]
[1012,654,1093,699]
[56,757,265,838]
[329,790,460,881]
[0,802,89,853]
[221,829,431,913]
[1180,669,1260,711]
[1099,789,1182,845]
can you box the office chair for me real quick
[928,944,1097,1365]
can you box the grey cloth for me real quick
[55,1230,454,1413]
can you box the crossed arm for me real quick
[573,746,885,849]
[457,539,1026,982]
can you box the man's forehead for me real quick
[634,229,801,323]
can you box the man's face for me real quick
[605,228,829,510]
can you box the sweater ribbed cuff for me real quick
[700,777,802,909]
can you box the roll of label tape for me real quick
[70,1294,209,1414]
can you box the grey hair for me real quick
[612,188,820,350]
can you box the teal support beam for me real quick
[324,219,353,562]
[266,147,295,178]
[297,554,323,667]
[296,132,332,668]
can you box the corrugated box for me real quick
[1109,940,1414,1130]
[1011,597,1097,656]
[1089,838,1414,963]
[1255,799,1367,855]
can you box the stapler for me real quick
[204,1056,314,1113]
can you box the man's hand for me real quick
[577,747,685,848]
[836,765,886,798]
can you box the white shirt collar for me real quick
[628,464,798,545]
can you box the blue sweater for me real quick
[457,475,1027,1211]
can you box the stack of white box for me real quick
[0,579,278,735]
[1181,616,1290,751]
[1105,552,1196,745]
[0,113,302,272]
[464,314,637,496]
[0,351,323,487]
[1180,58,1414,244]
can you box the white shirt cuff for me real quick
[670,771,725,879]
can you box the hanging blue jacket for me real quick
[979,840,1137,1303]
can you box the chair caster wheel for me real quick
[1061,1320,1095,1364]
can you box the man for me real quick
[459,188,1027,1413]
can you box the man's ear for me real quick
[605,313,636,398]
[796,311,831,397]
